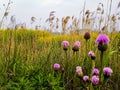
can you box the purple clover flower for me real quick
[74,41,81,48]
[76,66,82,73]
[96,34,110,45]
[54,63,60,70]
[96,34,110,51]
[93,68,99,75]
[103,67,113,78]
[72,41,81,52]
[88,51,95,57]
[76,66,83,76]
[91,76,99,85]
[83,75,89,82]
[62,41,69,50]
[88,51,96,60]
[62,41,69,47]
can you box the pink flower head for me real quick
[91,76,99,85]
[62,41,69,47]
[85,31,90,35]
[76,66,83,76]
[72,41,81,52]
[83,75,89,82]
[93,68,99,75]
[74,41,81,48]
[88,51,96,60]
[103,67,113,76]
[88,51,95,57]
[61,67,65,72]
[96,34,110,45]
[76,66,82,72]
[54,63,60,70]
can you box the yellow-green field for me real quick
[0,29,120,90]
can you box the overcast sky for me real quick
[0,0,120,29]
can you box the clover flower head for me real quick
[91,75,99,85]
[54,63,60,70]
[93,68,99,75]
[88,51,96,60]
[88,51,95,57]
[62,41,69,50]
[76,66,83,76]
[96,34,110,45]
[72,41,81,52]
[83,75,89,82]
[103,67,113,77]
[74,41,81,48]
[62,41,69,47]
[96,34,110,51]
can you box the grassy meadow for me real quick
[0,29,119,90]
[0,0,120,89]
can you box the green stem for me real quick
[89,60,95,90]
[100,51,104,82]
[90,83,93,90]
[86,40,88,56]
[91,60,95,77]
[83,40,88,66]
[65,51,69,83]
[64,50,67,65]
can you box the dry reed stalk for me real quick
[0,0,12,29]
[82,0,86,29]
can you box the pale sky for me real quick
[0,0,120,29]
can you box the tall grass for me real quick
[0,29,119,89]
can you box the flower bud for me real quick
[61,67,65,73]
[84,31,90,40]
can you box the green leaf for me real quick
[13,63,16,74]
[103,51,117,67]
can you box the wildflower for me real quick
[83,75,89,82]
[91,76,99,85]
[62,41,69,51]
[88,51,96,60]
[84,31,90,40]
[88,51,95,57]
[72,41,81,52]
[54,63,60,70]
[76,66,83,77]
[74,41,81,48]
[103,67,113,78]
[61,67,65,72]
[96,34,110,51]
[93,68,99,75]
[96,34,110,45]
